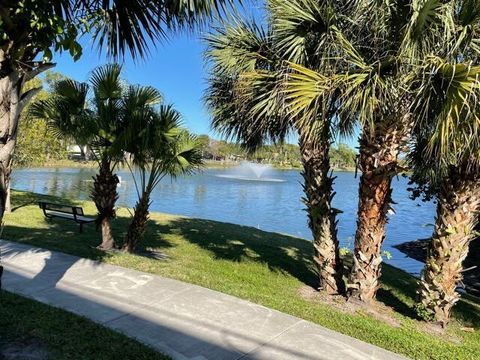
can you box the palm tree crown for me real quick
[31,64,163,250]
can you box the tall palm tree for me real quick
[0,0,236,226]
[282,0,459,302]
[402,0,480,323]
[408,58,480,325]
[31,64,162,250]
[284,0,480,308]
[122,105,203,253]
[205,0,347,295]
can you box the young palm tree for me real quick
[205,3,346,295]
[31,64,162,250]
[122,105,203,253]
[408,59,480,325]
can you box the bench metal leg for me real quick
[79,223,83,234]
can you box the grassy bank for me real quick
[4,190,480,360]
[0,291,169,359]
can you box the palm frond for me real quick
[400,0,456,60]
[205,19,275,75]
[86,0,237,59]
[90,64,123,100]
[409,56,480,169]
[268,0,336,66]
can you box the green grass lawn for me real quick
[4,190,480,360]
[0,290,169,359]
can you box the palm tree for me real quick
[31,64,162,250]
[207,0,416,301]
[122,105,203,253]
[282,0,458,302]
[402,0,480,323]
[284,0,480,307]
[0,0,236,225]
[408,58,480,325]
[205,1,346,295]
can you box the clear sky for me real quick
[51,2,358,149]
[53,31,216,137]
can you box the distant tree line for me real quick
[197,135,357,169]
[16,92,358,171]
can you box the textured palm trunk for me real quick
[418,170,480,325]
[348,117,410,302]
[91,157,119,250]
[100,217,114,248]
[0,70,22,222]
[123,191,151,253]
[299,130,344,295]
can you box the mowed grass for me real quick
[0,291,169,360]
[4,190,480,360]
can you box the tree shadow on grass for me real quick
[377,263,480,327]
[376,288,418,319]
[160,217,318,288]
[4,191,174,263]
[9,191,317,286]
[454,294,480,328]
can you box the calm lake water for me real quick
[11,166,436,275]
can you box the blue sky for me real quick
[52,3,358,149]
[53,31,216,137]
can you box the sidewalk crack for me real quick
[102,287,192,325]
[234,319,304,360]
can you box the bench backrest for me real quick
[38,201,84,216]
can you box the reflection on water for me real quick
[12,166,436,275]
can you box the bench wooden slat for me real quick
[46,211,95,223]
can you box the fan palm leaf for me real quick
[122,104,203,252]
[84,0,238,58]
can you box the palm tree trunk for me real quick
[100,217,115,249]
[123,191,151,253]
[0,69,22,223]
[299,130,344,295]
[418,169,480,325]
[91,157,119,250]
[348,118,410,302]
[0,58,51,221]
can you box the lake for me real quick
[11,166,435,275]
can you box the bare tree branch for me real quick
[24,63,56,82]
[18,86,42,114]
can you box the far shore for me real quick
[15,158,357,172]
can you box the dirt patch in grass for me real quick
[299,285,402,328]
[298,285,465,343]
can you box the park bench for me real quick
[38,201,95,233]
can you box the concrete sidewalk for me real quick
[0,240,407,360]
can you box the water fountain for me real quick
[216,161,286,182]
